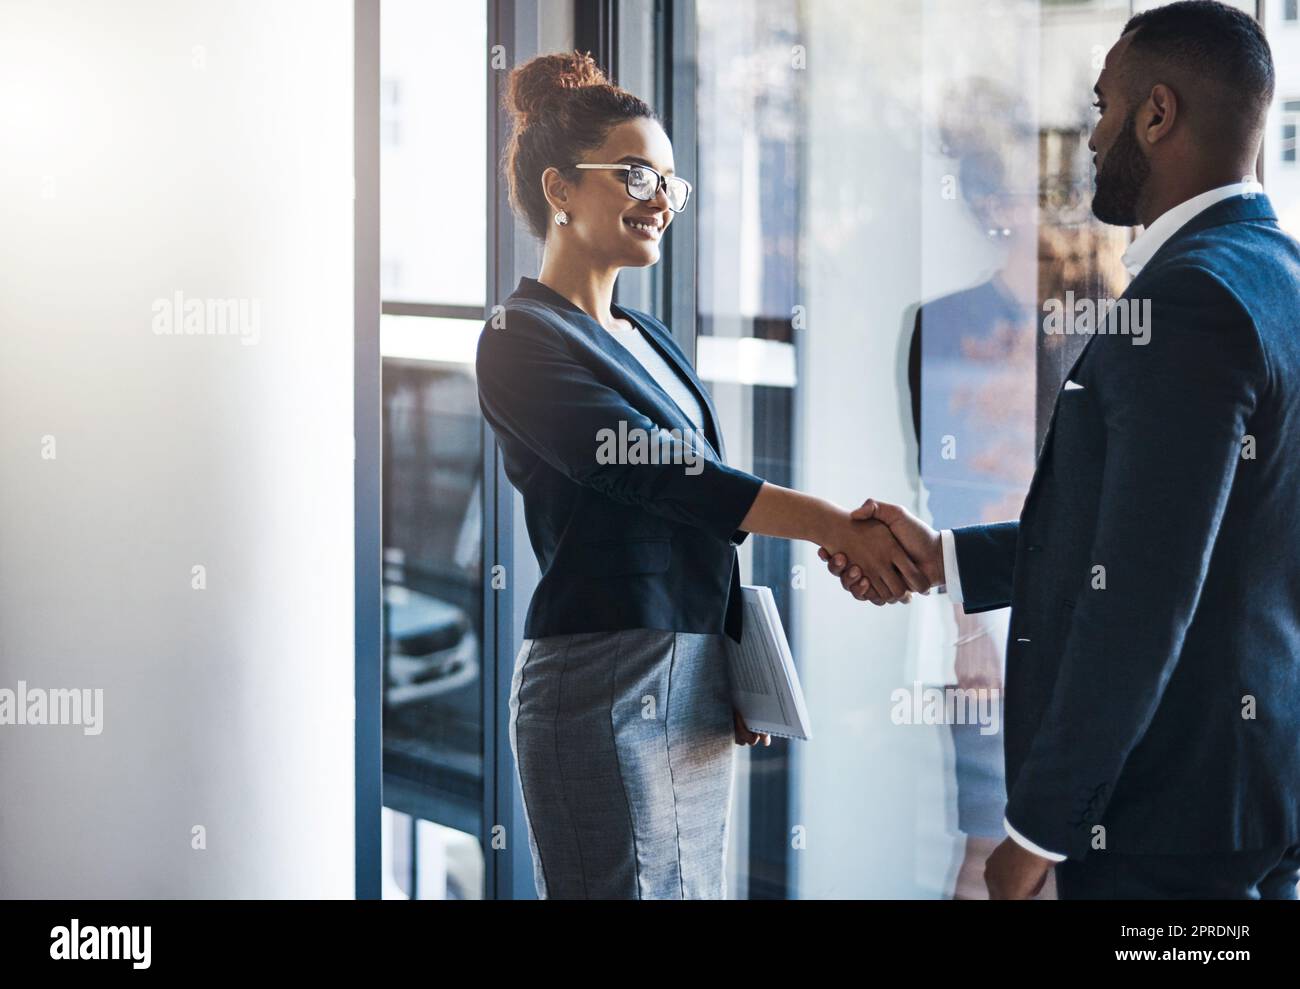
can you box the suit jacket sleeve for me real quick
[476,308,764,544]
[1005,264,1267,860]
[950,522,1020,612]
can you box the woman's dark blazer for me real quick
[475,276,764,642]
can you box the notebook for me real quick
[725,585,812,740]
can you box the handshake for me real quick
[816,499,945,605]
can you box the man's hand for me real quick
[818,516,929,604]
[984,837,1053,900]
[819,499,944,602]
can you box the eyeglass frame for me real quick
[571,162,693,212]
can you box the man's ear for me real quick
[541,166,571,214]
[1140,83,1178,146]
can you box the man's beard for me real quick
[1091,109,1150,226]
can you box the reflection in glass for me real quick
[695,0,1134,898]
[380,322,485,900]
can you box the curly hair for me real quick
[502,51,657,238]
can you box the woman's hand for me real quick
[733,482,928,604]
[819,516,928,604]
[733,709,771,747]
[817,500,941,605]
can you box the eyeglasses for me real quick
[573,162,692,212]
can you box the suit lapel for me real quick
[613,302,725,458]
[1022,193,1279,513]
[509,279,723,459]
[1022,267,1150,510]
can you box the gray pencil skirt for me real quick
[507,628,737,899]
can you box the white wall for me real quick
[0,0,356,896]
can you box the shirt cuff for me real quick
[1003,816,1067,862]
[939,528,963,603]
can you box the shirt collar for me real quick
[1121,178,1264,277]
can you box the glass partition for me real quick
[695,0,1132,898]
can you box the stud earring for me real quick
[554,210,569,226]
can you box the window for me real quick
[1282,100,1300,165]
[380,2,486,308]
[693,0,1130,898]
[379,0,487,900]
[1263,4,1300,234]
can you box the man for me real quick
[826,0,1300,899]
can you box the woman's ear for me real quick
[541,166,571,214]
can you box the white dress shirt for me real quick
[1119,178,1263,276]
[938,178,1262,862]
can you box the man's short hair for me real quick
[1122,0,1274,141]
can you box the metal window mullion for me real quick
[354,0,383,901]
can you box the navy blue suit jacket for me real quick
[476,277,764,642]
[952,193,1300,860]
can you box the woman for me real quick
[476,51,929,899]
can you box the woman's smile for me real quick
[623,213,665,239]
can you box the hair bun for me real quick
[505,51,609,125]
